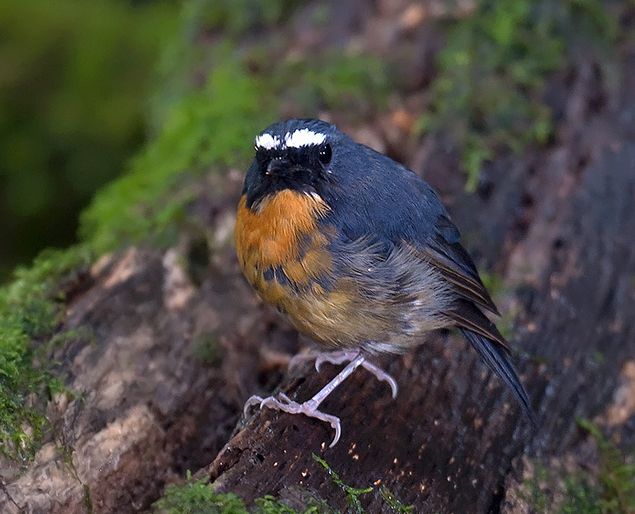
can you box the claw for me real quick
[361,360,399,399]
[289,352,312,370]
[245,393,343,447]
[277,392,293,403]
[243,394,265,417]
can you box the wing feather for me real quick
[444,298,507,349]
[419,238,500,316]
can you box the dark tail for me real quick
[460,328,537,427]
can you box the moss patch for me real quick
[378,487,414,513]
[154,476,247,514]
[521,420,635,513]
[311,454,373,513]
[420,0,617,191]
[153,472,325,514]
[154,456,416,513]
[204,0,304,36]
[577,419,635,513]
[278,52,389,116]
[311,454,414,513]
[80,55,273,254]
[253,496,327,514]
[0,245,91,462]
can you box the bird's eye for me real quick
[318,144,332,165]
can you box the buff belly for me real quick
[235,191,453,350]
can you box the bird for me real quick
[235,118,535,447]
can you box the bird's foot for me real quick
[290,350,398,399]
[243,392,342,447]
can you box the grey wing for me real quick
[408,177,500,316]
[408,180,534,422]
[419,216,500,316]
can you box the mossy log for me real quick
[2,52,634,514]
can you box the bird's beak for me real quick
[266,157,289,175]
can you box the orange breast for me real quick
[235,190,399,348]
[234,190,332,306]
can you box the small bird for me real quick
[235,119,534,446]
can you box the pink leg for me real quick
[291,350,398,398]
[244,354,366,447]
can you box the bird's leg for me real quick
[244,354,366,447]
[291,349,398,399]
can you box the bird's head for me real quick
[242,119,354,210]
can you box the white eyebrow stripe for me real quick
[255,133,281,150]
[284,129,326,148]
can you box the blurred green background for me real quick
[1,0,617,283]
[0,0,178,281]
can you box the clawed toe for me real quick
[288,352,313,369]
[242,393,342,447]
[308,409,342,447]
[361,361,399,398]
[243,394,265,417]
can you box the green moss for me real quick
[521,464,550,513]
[378,487,414,513]
[577,419,635,513]
[253,495,328,514]
[311,454,414,513]
[522,420,635,513]
[153,474,327,514]
[0,245,91,462]
[154,456,417,513]
[312,454,373,514]
[252,496,297,514]
[80,55,274,254]
[279,53,389,115]
[479,271,506,299]
[420,0,618,191]
[202,0,304,36]
[154,474,248,514]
